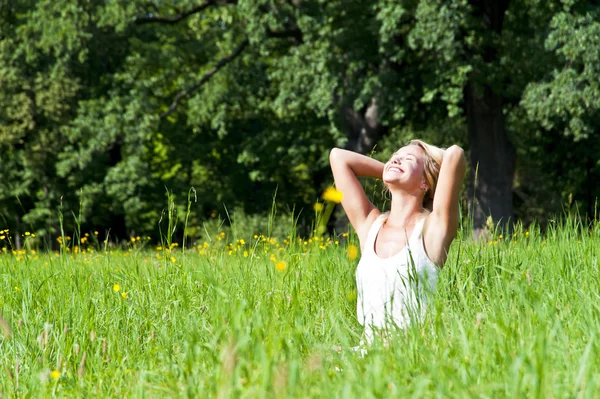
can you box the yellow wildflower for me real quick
[275,261,287,272]
[25,232,30,236]
[50,370,61,380]
[322,187,344,203]
[348,245,359,260]
[113,284,120,292]
[121,292,128,299]
[313,202,324,212]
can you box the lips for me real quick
[388,166,403,173]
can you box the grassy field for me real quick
[1,218,599,398]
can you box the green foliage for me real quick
[1,0,600,242]
[520,1,600,218]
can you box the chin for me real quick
[383,180,403,189]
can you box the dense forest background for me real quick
[1,0,599,247]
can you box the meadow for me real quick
[1,217,599,398]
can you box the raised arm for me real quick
[329,148,383,246]
[424,145,467,266]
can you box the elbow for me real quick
[329,147,342,164]
[444,146,467,172]
[446,145,465,158]
[445,146,466,163]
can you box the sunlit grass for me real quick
[1,219,599,397]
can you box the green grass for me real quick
[1,219,600,398]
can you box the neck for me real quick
[386,189,425,227]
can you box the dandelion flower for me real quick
[121,292,128,299]
[348,245,359,260]
[113,284,120,292]
[313,202,324,212]
[322,187,343,203]
[50,370,61,380]
[275,261,287,272]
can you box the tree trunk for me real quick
[334,98,388,235]
[465,82,515,237]
[465,0,513,238]
[341,98,387,154]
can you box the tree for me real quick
[1,0,598,243]
[521,2,600,221]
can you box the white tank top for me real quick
[355,212,438,344]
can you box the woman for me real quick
[329,140,466,344]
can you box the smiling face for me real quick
[382,145,427,194]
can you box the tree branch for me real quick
[266,27,303,44]
[161,39,249,118]
[135,0,236,25]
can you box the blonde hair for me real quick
[408,139,445,208]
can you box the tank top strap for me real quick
[407,216,428,250]
[363,212,389,252]
[412,216,427,238]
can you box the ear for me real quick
[420,182,428,192]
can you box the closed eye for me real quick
[389,155,416,163]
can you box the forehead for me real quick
[393,145,424,158]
